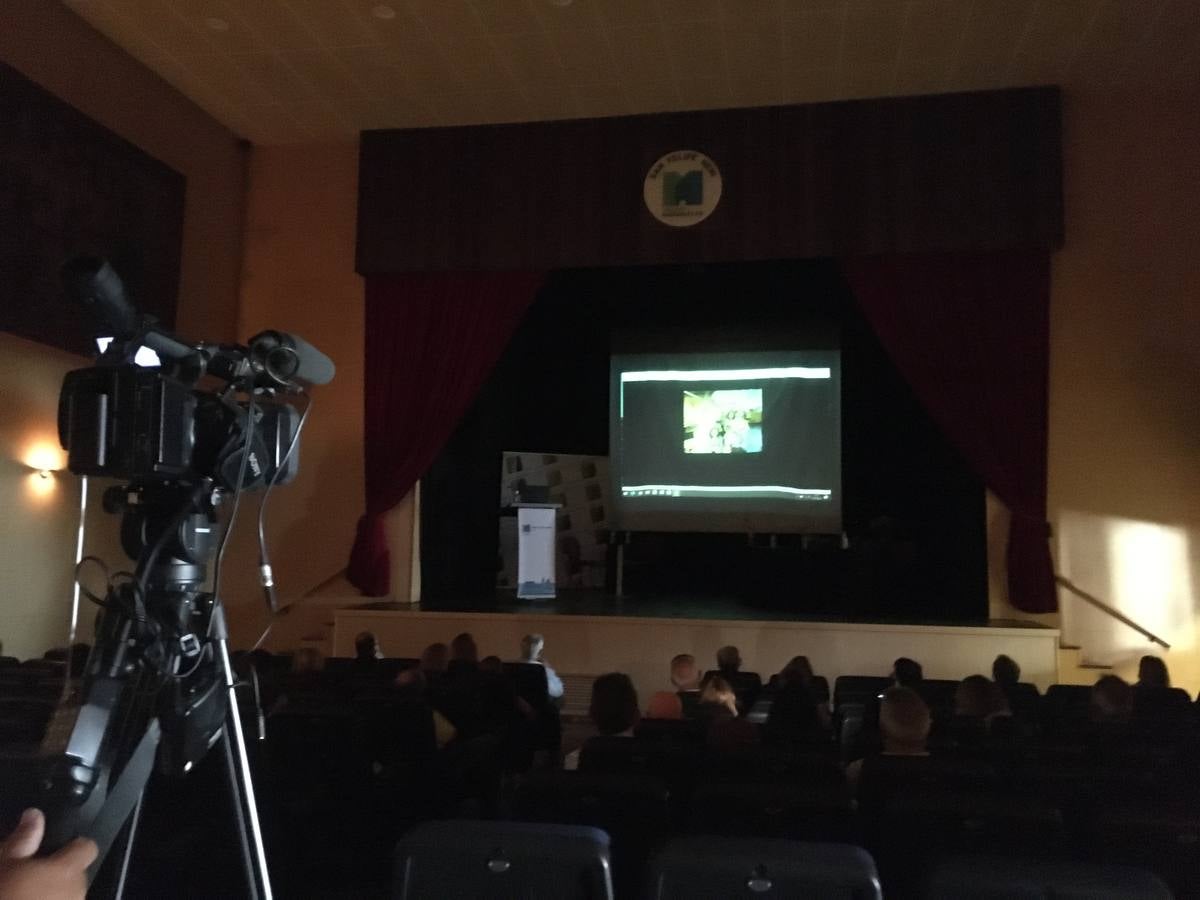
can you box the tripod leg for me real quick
[113,791,142,900]
[216,633,273,900]
[221,726,257,899]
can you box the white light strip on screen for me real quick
[621,367,830,382]
[623,484,831,497]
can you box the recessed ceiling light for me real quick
[204,16,229,32]
[371,4,397,19]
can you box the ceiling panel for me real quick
[59,0,1200,145]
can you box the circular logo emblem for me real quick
[643,150,722,227]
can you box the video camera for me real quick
[39,257,333,895]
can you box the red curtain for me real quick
[842,251,1056,614]
[347,271,544,596]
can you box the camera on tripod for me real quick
[38,256,334,896]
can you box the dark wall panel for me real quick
[357,88,1062,274]
[0,60,185,355]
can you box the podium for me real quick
[510,502,562,599]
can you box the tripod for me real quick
[47,480,273,899]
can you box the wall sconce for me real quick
[21,440,66,499]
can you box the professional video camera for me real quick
[40,256,333,898]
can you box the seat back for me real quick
[925,855,1172,900]
[833,675,890,712]
[395,820,613,900]
[514,771,669,897]
[647,836,881,899]
[689,780,856,843]
[502,661,550,708]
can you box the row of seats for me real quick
[395,819,1172,899]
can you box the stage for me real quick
[331,592,1061,703]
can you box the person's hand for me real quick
[0,809,97,900]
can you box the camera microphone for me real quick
[249,330,336,386]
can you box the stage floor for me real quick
[351,589,1050,631]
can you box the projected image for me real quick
[683,389,763,454]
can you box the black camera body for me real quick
[58,361,301,490]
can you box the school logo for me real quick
[643,150,722,227]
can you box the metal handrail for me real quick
[1055,575,1170,650]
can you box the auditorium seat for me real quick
[1077,795,1200,897]
[394,820,613,900]
[923,855,1172,900]
[833,675,891,713]
[634,717,706,743]
[513,771,670,896]
[579,735,703,805]
[855,755,997,816]
[1042,684,1094,732]
[1000,681,1041,719]
[915,679,960,720]
[689,780,857,843]
[0,656,19,669]
[646,836,882,899]
[502,661,550,707]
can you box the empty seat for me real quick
[924,855,1172,900]
[394,819,613,900]
[646,836,881,899]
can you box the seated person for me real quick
[1135,655,1170,689]
[763,656,830,744]
[847,686,931,793]
[419,642,449,677]
[480,655,503,675]
[564,673,640,770]
[1090,674,1134,725]
[715,645,763,710]
[991,654,1020,686]
[645,691,683,719]
[954,674,1011,723]
[671,653,703,717]
[695,675,739,723]
[519,633,564,701]
[355,630,382,662]
[891,656,923,688]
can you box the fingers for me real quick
[0,809,45,861]
[50,838,99,873]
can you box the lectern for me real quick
[512,502,562,599]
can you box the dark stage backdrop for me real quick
[0,61,185,355]
[358,87,1062,274]
[421,259,988,623]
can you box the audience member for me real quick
[564,673,639,770]
[714,645,763,710]
[1136,655,1170,689]
[419,642,448,676]
[891,657,923,687]
[878,686,932,755]
[671,653,702,717]
[763,656,829,743]
[354,631,382,662]
[696,675,739,722]
[991,654,1020,686]
[1090,674,1134,725]
[449,632,478,669]
[480,655,503,675]
[953,674,1011,723]
[519,633,564,700]
[645,691,683,719]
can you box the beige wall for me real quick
[0,2,245,658]
[224,143,367,643]
[1047,88,1200,693]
